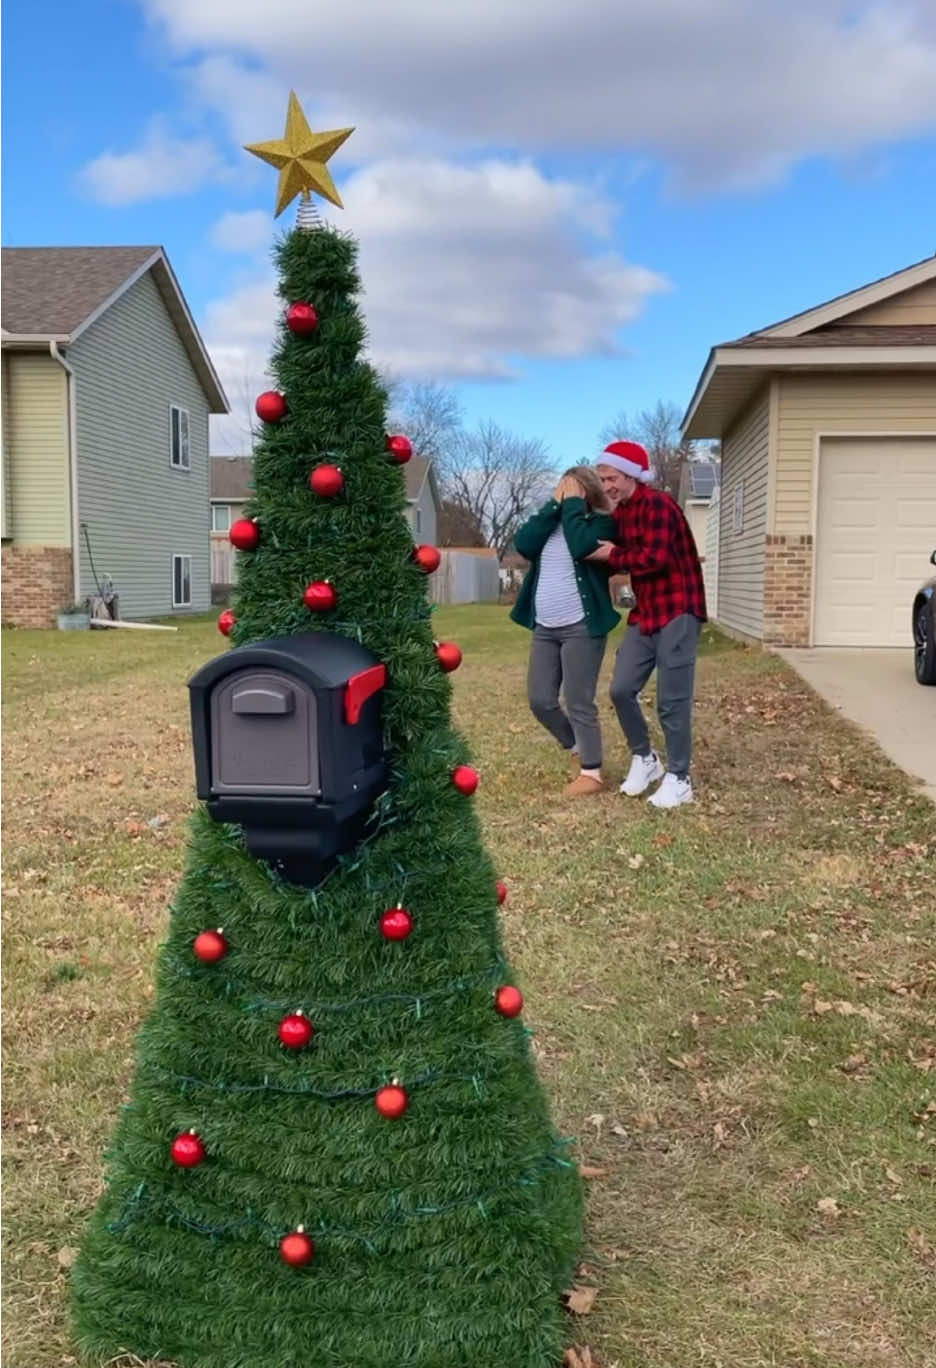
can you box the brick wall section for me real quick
[763,535,813,647]
[1,546,75,628]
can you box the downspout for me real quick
[49,342,81,603]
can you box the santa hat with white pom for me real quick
[598,440,654,484]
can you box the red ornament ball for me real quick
[280,1229,315,1266]
[452,764,480,796]
[380,906,413,941]
[413,544,441,574]
[217,609,236,636]
[171,1130,205,1167]
[375,1084,409,1120]
[279,1012,314,1049]
[303,580,337,612]
[229,518,260,551]
[309,463,344,498]
[496,881,508,905]
[435,641,462,673]
[494,985,524,1018]
[256,390,288,423]
[385,433,412,464]
[286,301,319,334]
[193,928,228,963]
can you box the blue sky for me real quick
[4,0,936,460]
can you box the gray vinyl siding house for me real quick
[69,270,214,617]
[403,456,441,545]
[1,246,228,627]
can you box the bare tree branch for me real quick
[388,380,462,463]
[599,399,696,499]
[443,420,556,559]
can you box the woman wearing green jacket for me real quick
[510,465,620,796]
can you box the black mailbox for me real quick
[189,633,387,885]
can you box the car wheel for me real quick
[914,600,936,685]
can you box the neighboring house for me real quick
[677,457,720,555]
[682,254,936,648]
[403,456,442,544]
[704,485,721,619]
[210,455,252,592]
[677,457,721,611]
[1,246,228,627]
[208,452,442,594]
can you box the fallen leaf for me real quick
[57,1246,78,1268]
[585,1113,605,1138]
[817,1197,840,1218]
[885,1165,902,1186]
[564,1285,598,1315]
[627,853,645,870]
[579,1165,609,1180]
[105,772,124,787]
[841,1053,868,1074]
[807,1117,820,1129]
[610,1120,629,1140]
[907,1228,935,1266]
[563,1348,594,1368]
[775,771,797,783]
[827,775,844,792]
[633,1111,658,1131]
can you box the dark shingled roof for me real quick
[211,457,253,501]
[720,324,936,349]
[1,246,160,335]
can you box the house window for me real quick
[172,554,192,608]
[733,481,745,534]
[415,507,422,534]
[170,405,191,470]
[211,503,231,533]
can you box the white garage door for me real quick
[815,437,936,647]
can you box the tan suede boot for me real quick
[564,774,605,797]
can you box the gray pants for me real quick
[528,621,607,770]
[610,615,700,779]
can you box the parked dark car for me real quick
[913,549,936,685]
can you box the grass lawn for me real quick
[2,606,935,1368]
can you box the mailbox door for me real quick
[210,669,320,795]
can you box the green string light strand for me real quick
[108,1140,576,1249]
[155,1064,492,1100]
[171,956,508,1017]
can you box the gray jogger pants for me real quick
[609,615,701,779]
[527,621,607,770]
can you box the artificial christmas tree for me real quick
[73,92,582,1368]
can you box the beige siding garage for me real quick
[774,373,936,536]
[814,436,936,646]
[717,390,770,638]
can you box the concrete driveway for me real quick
[778,649,936,805]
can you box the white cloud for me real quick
[77,117,226,206]
[205,157,668,451]
[209,209,273,252]
[140,0,936,190]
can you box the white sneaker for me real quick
[619,751,664,797]
[648,773,694,809]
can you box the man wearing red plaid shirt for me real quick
[588,440,707,809]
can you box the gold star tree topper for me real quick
[245,92,353,218]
